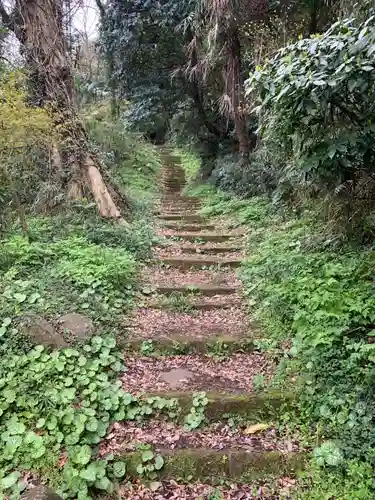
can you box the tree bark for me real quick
[5,0,123,218]
[226,28,251,166]
[308,0,318,35]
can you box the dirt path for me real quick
[106,149,304,497]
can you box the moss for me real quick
[145,390,293,422]
[122,336,256,355]
[123,449,306,482]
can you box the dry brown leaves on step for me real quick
[124,307,250,340]
[142,267,241,287]
[100,421,299,455]
[153,247,244,261]
[121,354,274,394]
[119,479,296,499]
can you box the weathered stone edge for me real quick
[148,390,294,421]
[121,335,256,354]
[122,449,307,482]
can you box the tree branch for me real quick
[0,0,12,29]
[94,0,106,19]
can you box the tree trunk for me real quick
[308,0,318,35]
[226,28,251,166]
[15,0,123,218]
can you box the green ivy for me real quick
[0,335,178,499]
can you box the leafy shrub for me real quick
[83,102,160,202]
[0,217,141,338]
[296,459,374,499]
[247,16,375,231]
[0,335,149,498]
[53,237,136,292]
[85,219,154,260]
[210,150,278,198]
[174,147,201,183]
[240,197,375,467]
[0,71,53,220]
[197,186,272,227]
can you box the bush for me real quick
[83,102,160,203]
[247,16,375,231]
[210,150,279,198]
[240,198,375,465]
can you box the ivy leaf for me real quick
[29,292,41,304]
[86,417,98,432]
[36,418,45,429]
[142,450,154,462]
[95,476,112,492]
[113,461,126,478]
[103,337,116,349]
[2,318,11,327]
[1,471,21,489]
[8,420,26,435]
[78,356,87,367]
[72,445,92,465]
[79,464,97,482]
[13,293,27,303]
[154,455,164,470]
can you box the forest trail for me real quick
[104,149,304,496]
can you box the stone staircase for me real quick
[113,149,304,493]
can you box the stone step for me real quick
[120,480,295,498]
[161,205,201,211]
[161,198,200,202]
[121,448,304,482]
[162,196,201,202]
[155,284,239,296]
[124,332,253,354]
[168,233,239,243]
[180,244,242,254]
[161,209,201,215]
[160,156,181,162]
[161,180,185,184]
[163,223,215,232]
[159,214,204,223]
[124,306,251,351]
[156,256,242,269]
[149,296,242,311]
[120,353,286,419]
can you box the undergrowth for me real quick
[0,205,168,498]
[172,147,201,183]
[0,334,179,499]
[196,182,375,496]
[0,209,158,349]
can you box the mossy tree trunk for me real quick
[226,27,251,166]
[1,0,123,218]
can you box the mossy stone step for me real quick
[157,256,242,269]
[180,244,242,254]
[155,284,239,296]
[162,195,200,199]
[149,296,242,311]
[163,223,215,232]
[159,214,204,223]
[123,449,305,482]
[124,333,254,354]
[156,389,291,421]
[169,233,239,243]
[160,156,182,162]
[162,196,201,203]
[160,200,202,208]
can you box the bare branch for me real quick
[94,0,106,19]
[0,0,12,29]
